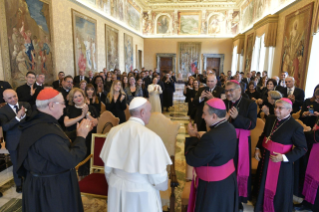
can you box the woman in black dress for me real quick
[121,76,129,90]
[257,78,277,107]
[162,73,175,112]
[93,75,107,103]
[300,87,319,128]
[190,79,200,121]
[105,80,127,123]
[104,71,113,93]
[85,83,104,116]
[184,76,195,116]
[245,81,260,101]
[64,88,98,176]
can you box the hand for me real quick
[197,131,206,138]
[252,97,256,101]
[288,95,295,103]
[76,119,93,138]
[187,85,192,89]
[30,85,36,96]
[257,98,263,105]
[81,104,89,117]
[254,149,262,161]
[200,90,207,99]
[261,105,269,115]
[229,107,239,119]
[270,152,283,163]
[205,91,213,100]
[303,111,311,117]
[120,94,125,102]
[17,106,25,119]
[154,86,157,91]
[187,122,198,137]
[314,111,319,117]
[190,98,194,102]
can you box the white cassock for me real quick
[147,84,163,113]
[100,117,172,212]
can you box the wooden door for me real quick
[206,58,220,76]
[160,57,173,75]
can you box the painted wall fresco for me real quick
[179,12,201,35]
[72,9,97,74]
[4,0,54,88]
[105,24,119,71]
[126,0,141,31]
[241,0,254,31]
[157,15,170,34]
[279,2,314,89]
[124,33,133,72]
[179,42,201,76]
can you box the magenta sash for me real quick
[262,137,293,212]
[302,125,319,204]
[187,159,235,212]
[235,128,250,198]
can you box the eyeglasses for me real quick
[274,106,288,110]
[225,89,236,93]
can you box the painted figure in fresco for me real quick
[20,21,35,70]
[157,16,169,34]
[84,36,92,70]
[91,38,96,71]
[16,44,30,81]
[125,38,133,72]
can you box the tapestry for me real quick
[71,9,97,75]
[244,33,254,74]
[124,33,133,72]
[178,42,201,77]
[105,25,119,71]
[4,0,54,88]
[280,2,314,88]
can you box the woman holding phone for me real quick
[300,87,319,128]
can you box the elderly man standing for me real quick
[185,98,238,212]
[282,77,305,113]
[193,74,224,131]
[254,98,307,212]
[0,89,32,193]
[224,80,257,211]
[100,97,172,212]
[16,88,92,212]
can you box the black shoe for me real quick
[0,192,3,197]
[293,203,312,211]
[239,202,244,212]
[16,186,22,193]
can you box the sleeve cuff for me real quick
[15,116,21,122]
[282,154,289,162]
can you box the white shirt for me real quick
[36,82,42,86]
[287,86,295,96]
[8,103,26,122]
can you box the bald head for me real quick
[3,89,18,106]
[129,101,152,125]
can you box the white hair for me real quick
[36,95,60,109]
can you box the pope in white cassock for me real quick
[100,97,172,212]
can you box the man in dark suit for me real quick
[242,72,252,86]
[193,74,224,131]
[73,69,89,87]
[0,80,12,104]
[52,71,65,90]
[193,69,204,82]
[278,71,288,88]
[0,89,32,193]
[33,74,45,107]
[281,77,305,113]
[58,75,73,104]
[16,71,37,107]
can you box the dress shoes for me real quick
[0,192,3,197]
[293,203,312,211]
[16,186,22,193]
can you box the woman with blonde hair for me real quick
[105,80,127,123]
[64,87,98,176]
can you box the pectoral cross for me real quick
[265,136,271,144]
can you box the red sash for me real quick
[187,159,235,212]
[302,124,319,204]
[262,137,293,212]
[235,128,250,198]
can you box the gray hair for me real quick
[226,81,241,90]
[205,103,226,118]
[268,91,282,101]
[275,99,292,110]
[36,95,60,109]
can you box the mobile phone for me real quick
[204,87,209,92]
[309,108,314,115]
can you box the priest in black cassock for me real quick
[224,80,257,211]
[185,98,238,212]
[254,98,307,212]
[193,74,224,131]
[16,88,92,212]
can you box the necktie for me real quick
[14,105,19,113]
[81,76,83,81]
[288,88,292,96]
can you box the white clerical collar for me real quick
[36,82,42,86]
[277,114,291,121]
[129,117,145,126]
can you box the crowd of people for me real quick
[0,66,318,212]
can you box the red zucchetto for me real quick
[207,98,226,110]
[36,88,60,100]
[280,97,293,105]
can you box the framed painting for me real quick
[178,12,201,35]
[279,2,314,89]
[71,9,97,75]
[126,0,141,31]
[157,15,170,34]
[124,33,133,72]
[244,33,254,74]
[3,0,54,88]
[105,25,119,71]
[178,42,201,78]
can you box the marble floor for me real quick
[0,100,309,211]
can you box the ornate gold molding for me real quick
[253,15,279,30]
